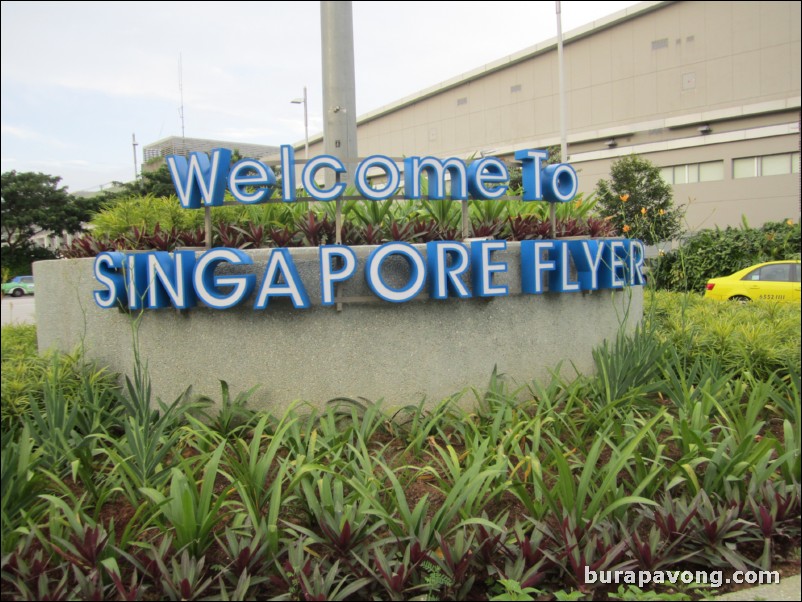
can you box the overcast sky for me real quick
[1,1,642,193]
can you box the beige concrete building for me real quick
[297,0,800,231]
[144,137,279,171]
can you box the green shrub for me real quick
[594,154,685,245]
[1,324,45,432]
[89,195,205,237]
[0,325,119,437]
[650,220,800,292]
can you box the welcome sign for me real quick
[92,148,645,311]
[164,146,580,206]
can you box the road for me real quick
[1,295,36,326]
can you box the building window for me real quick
[661,161,724,184]
[698,161,724,182]
[733,157,756,179]
[762,154,791,176]
[734,153,800,178]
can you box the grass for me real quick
[0,291,800,601]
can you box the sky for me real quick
[1,1,642,194]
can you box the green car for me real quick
[2,276,35,297]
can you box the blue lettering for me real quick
[254,249,310,309]
[320,246,358,306]
[404,157,468,200]
[145,251,197,309]
[366,242,426,303]
[427,241,471,299]
[471,240,508,296]
[193,248,255,309]
[166,148,231,208]
[355,155,401,201]
[467,157,508,200]
[228,159,277,204]
[93,252,126,309]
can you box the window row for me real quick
[733,152,800,179]
[660,152,800,185]
[659,161,724,184]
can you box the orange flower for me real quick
[623,224,631,233]
[620,194,630,202]
[787,219,794,226]
[641,207,647,215]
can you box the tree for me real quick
[1,170,99,254]
[136,164,179,198]
[95,164,177,203]
[594,155,684,245]
[96,150,245,203]
[506,145,561,193]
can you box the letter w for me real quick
[166,148,232,209]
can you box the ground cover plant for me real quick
[1,292,800,600]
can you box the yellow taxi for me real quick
[704,260,801,303]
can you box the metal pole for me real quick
[554,0,568,239]
[205,209,212,249]
[462,201,470,240]
[320,1,358,186]
[132,133,139,181]
[336,198,343,245]
[321,1,358,246]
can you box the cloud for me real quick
[1,0,642,193]
[1,123,72,149]
[1,2,321,105]
[1,123,40,140]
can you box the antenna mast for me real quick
[179,52,210,249]
[178,53,186,143]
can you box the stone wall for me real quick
[34,243,643,414]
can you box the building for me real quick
[142,136,279,171]
[295,0,800,231]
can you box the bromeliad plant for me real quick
[0,288,800,600]
[141,442,232,558]
[289,471,382,560]
[64,189,618,258]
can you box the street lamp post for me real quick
[291,86,309,160]
[555,0,567,239]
